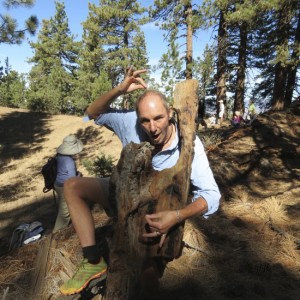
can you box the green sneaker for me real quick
[59,258,107,295]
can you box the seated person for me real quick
[59,67,221,297]
[231,111,242,128]
[208,114,217,125]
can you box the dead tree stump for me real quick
[105,80,199,299]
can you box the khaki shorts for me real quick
[95,177,115,217]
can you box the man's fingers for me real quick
[142,230,167,248]
[143,231,161,238]
[126,65,135,76]
[126,67,146,78]
[134,77,147,88]
[132,69,147,77]
[159,233,167,248]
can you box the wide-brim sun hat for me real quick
[57,134,83,155]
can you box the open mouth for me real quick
[151,133,161,142]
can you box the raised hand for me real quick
[119,66,147,93]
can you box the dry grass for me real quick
[0,106,300,299]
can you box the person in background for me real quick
[53,134,83,233]
[209,114,217,126]
[242,107,250,124]
[218,100,225,125]
[231,111,242,128]
[248,100,257,120]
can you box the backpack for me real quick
[9,221,44,251]
[41,156,57,193]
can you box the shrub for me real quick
[82,153,115,177]
[198,130,222,149]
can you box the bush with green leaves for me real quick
[82,153,115,177]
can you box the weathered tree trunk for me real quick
[29,234,56,299]
[104,79,199,300]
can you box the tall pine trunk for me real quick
[185,2,193,79]
[234,23,247,114]
[216,10,227,118]
[272,3,291,110]
[285,10,300,106]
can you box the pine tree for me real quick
[157,40,182,100]
[251,0,300,110]
[27,1,80,113]
[151,0,200,93]
[0,0,38,109]
[0,58,26,108]
[271,0,299,110]
[79,0,149,109]
[285,10,300,105]
[224,0,261,115]
[193,44,215,119]
[0,0,38,45]
[199,0,229,122]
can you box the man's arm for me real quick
[143,197,208,239]
[143,137,220,239]
[86,67,147,119]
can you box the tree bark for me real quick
[104,79,199,300]
[185,1,193,80]
[234,23,247,115]
[272,3,292,110]
[217,10,227,119]
[285,10,300,106]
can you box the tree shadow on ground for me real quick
[0,110,106,253]
[0,111,52,168]
[183,216,300,300]
[206,109,300,200]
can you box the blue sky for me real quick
[0,0,213,81]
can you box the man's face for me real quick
[137,94,172,146]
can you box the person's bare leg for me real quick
[63,177,110,247]
[59,177,110,295]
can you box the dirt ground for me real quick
[0,105,300,299]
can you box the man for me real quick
[59,67,221,295]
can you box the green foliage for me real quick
[82,153,115,177]
[72,70,112,115]
[157,40,182,99]
[0,58,26,108]
[2,0,299,114]
[151,1,201,92]
[27,1,80,113]
[193,44,216,116]
[78,0,149,109]
[0,0,38,44]
[250,0,300,108]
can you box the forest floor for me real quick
[0,105,300,300]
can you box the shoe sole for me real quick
[23,234,41,245]
[60,269,107,295]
